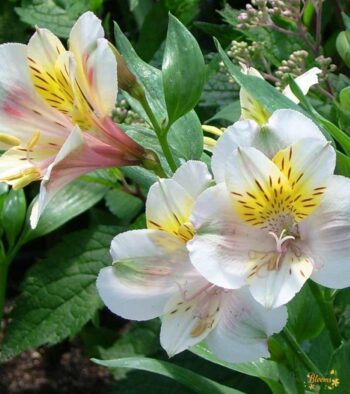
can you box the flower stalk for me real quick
[138,93,177,172]
[282,327,324,378]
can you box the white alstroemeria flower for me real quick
[0,12,144,228]
[97,161,287,362]
[240,65,321,123]
[188,138,350,309]
[212,109,325,183]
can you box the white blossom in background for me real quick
[97,161,287,362]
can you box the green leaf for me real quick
[194,22,243,47]
[168,110,203,160]
[162,14,205,125]
[0,225,119,362]
[136,2,168,62]
[15,0,93,38]
[336,31,350,67]
[336,151,350,177]
[339,86,350,110]
[163,0,201,25]
[342,12,350,31]
[122,166,157,190]
[323,344,350,393]
[23,180,108,243]
[318,116,350,156]
[92,356,245,394]
[287,285,324,342]
[105,189,143,222]
[1,189,26,248]
[206,101,241,124]
[114,21,167,125]
[191,344,288,394]
[199,67,238,112]
[98,321,160,379]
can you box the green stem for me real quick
[308,281,342,348]
[0,262,9,325]
[282,327,324,377]
[139,94,177,173]
[158,133,177,172]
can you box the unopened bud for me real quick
[109,44,145,100]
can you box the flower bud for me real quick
[109,44,145,100]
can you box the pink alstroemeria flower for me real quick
[0,12,144,227]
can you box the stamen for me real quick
[0,133,21,146]
[201,125,224,137]
[28,130,41,150]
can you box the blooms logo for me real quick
[305,370,340,391]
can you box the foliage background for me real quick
[0,0,349,393]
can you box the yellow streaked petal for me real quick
[28,30,94,130]
[226,147,292,229]
[146,179,193,237]
[272,138,336,220]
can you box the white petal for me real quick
[206,288,287,363]
[160,279,222,357]
[264,109,325,157]
[188,184,274,289]
[283,67,322,104]
[146,179,193,235]
[69,12,104,58]
[27,27,65,69]
[248,248,313,308]
[69,12,117,115]
[97,229,194,320]
[211,120,260,183]
[172,160,212,200]
[84,38,118,114]
[301,175,350,288]
[30,126,84,228]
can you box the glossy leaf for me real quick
[92,356,245,394]
[336,31,350,68]
[114,23,203,162]
[191,344,288,394]
[162,14,205,125]
[287,285,324,342]
[105,189,143,222]
[1,189,26,248]
[23,180,108,242]
[215,39,306,115]
[0,226,120,362]
[15,0,94,38]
